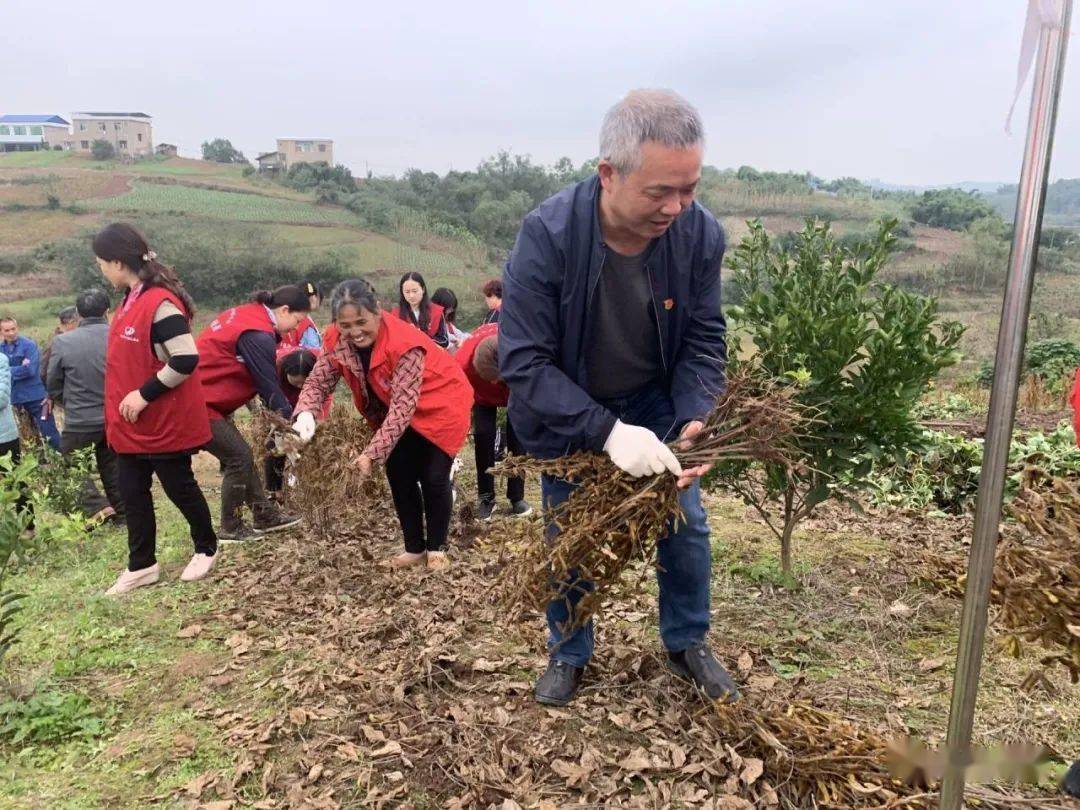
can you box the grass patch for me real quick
[0,152,76,169]
[81,181,361,225]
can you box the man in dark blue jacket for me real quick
[0,316,61,451]
[500,89,736,707]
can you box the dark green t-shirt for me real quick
[584,245,664,400]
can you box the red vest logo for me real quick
[121,325,139,343]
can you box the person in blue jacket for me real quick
[0,352,30,521]
[0,317,60,450]
[500,89,734,708]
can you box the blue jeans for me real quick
[543,383,712,668]
[15,399,60,451]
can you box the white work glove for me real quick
[292,411,316,444]
[603,420,683,479]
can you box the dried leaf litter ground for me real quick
[159,454,1079,807]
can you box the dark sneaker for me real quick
[1063,760,1080,798]
[478,498,497,522]
[667,642,740,703]
[253,508,302,534]
[534,659,584,706]
[218,523,260,544]
[509,500,533,518]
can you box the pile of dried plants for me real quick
[249,405,390,543]
[915,470,1080,682]
[491,370,806,628]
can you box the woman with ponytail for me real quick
[94,222,217,595]
[195,286,311,542]
[279,280,324,352]
[292,278,472,570]
[396,272,449,349]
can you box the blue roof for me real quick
[0,114,69,125]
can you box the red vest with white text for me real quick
[105,286,212,453]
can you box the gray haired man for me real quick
[500,89,735,706]
[47,288,125,523]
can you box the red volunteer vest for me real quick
[196,303,278,420]
[457,322,508,407]
[1071,368,1080,447]
[395,302,445,339]
[105,286,212,454]
[279,314,320,353]
[330,311,472,456]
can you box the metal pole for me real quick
[940,2,1072,807]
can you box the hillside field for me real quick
[0,153,1077,808]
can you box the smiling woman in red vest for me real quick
[293,278,473,570]
[94,223,217,595]
[457,322,531,521]
[395,272,449,349]
[196,286,310,542]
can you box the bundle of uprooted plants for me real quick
[490,369,806,626]
[915,470,1079,682]
[254,405,391,542]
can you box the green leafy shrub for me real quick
[716,217,964,572]
[1024,338,1080,392]
[54,219,355,306]
[866,422,1080,513]
[0,689,105,745]
[866,430,983,513]
[89,140,115,161]
[908,188,999,231]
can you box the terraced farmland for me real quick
[80,180,361,225]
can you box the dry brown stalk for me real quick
[250,405,390,543]
[914,470,1079,682]
[490,369,806,628]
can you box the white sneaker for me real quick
[105,563,160,595]
[180,553,216,582]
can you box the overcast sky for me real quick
[2,0,1077,185]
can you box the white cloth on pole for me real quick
[1007,0,1066,133]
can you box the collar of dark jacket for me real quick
[77,317,107,327]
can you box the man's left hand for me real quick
[676,420,712,490]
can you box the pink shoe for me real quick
[180,553,216,582]
[105,563,160,595]
[388,551,426,570]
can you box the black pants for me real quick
[385,428,455,553]
[265,455,285,494]
[60,428,125,518]
[117,452,217,571]
[473,404,524,503]
[205,416,271,531]
[0,438,31,520]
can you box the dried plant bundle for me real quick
[916,470,1079,682]
[252,405,388,542]
[491,370,806,628]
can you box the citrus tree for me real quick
[719,218,965,574]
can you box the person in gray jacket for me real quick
[47,288,125,522]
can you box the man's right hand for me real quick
[603,420,683,479]
[292,411,316,444]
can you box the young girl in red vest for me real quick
[278,280,323,352]
[94,223,217,595]
[456,323,531,520]
[196,286,311,542]
[293,278,473,569]
[396,272,449,349]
